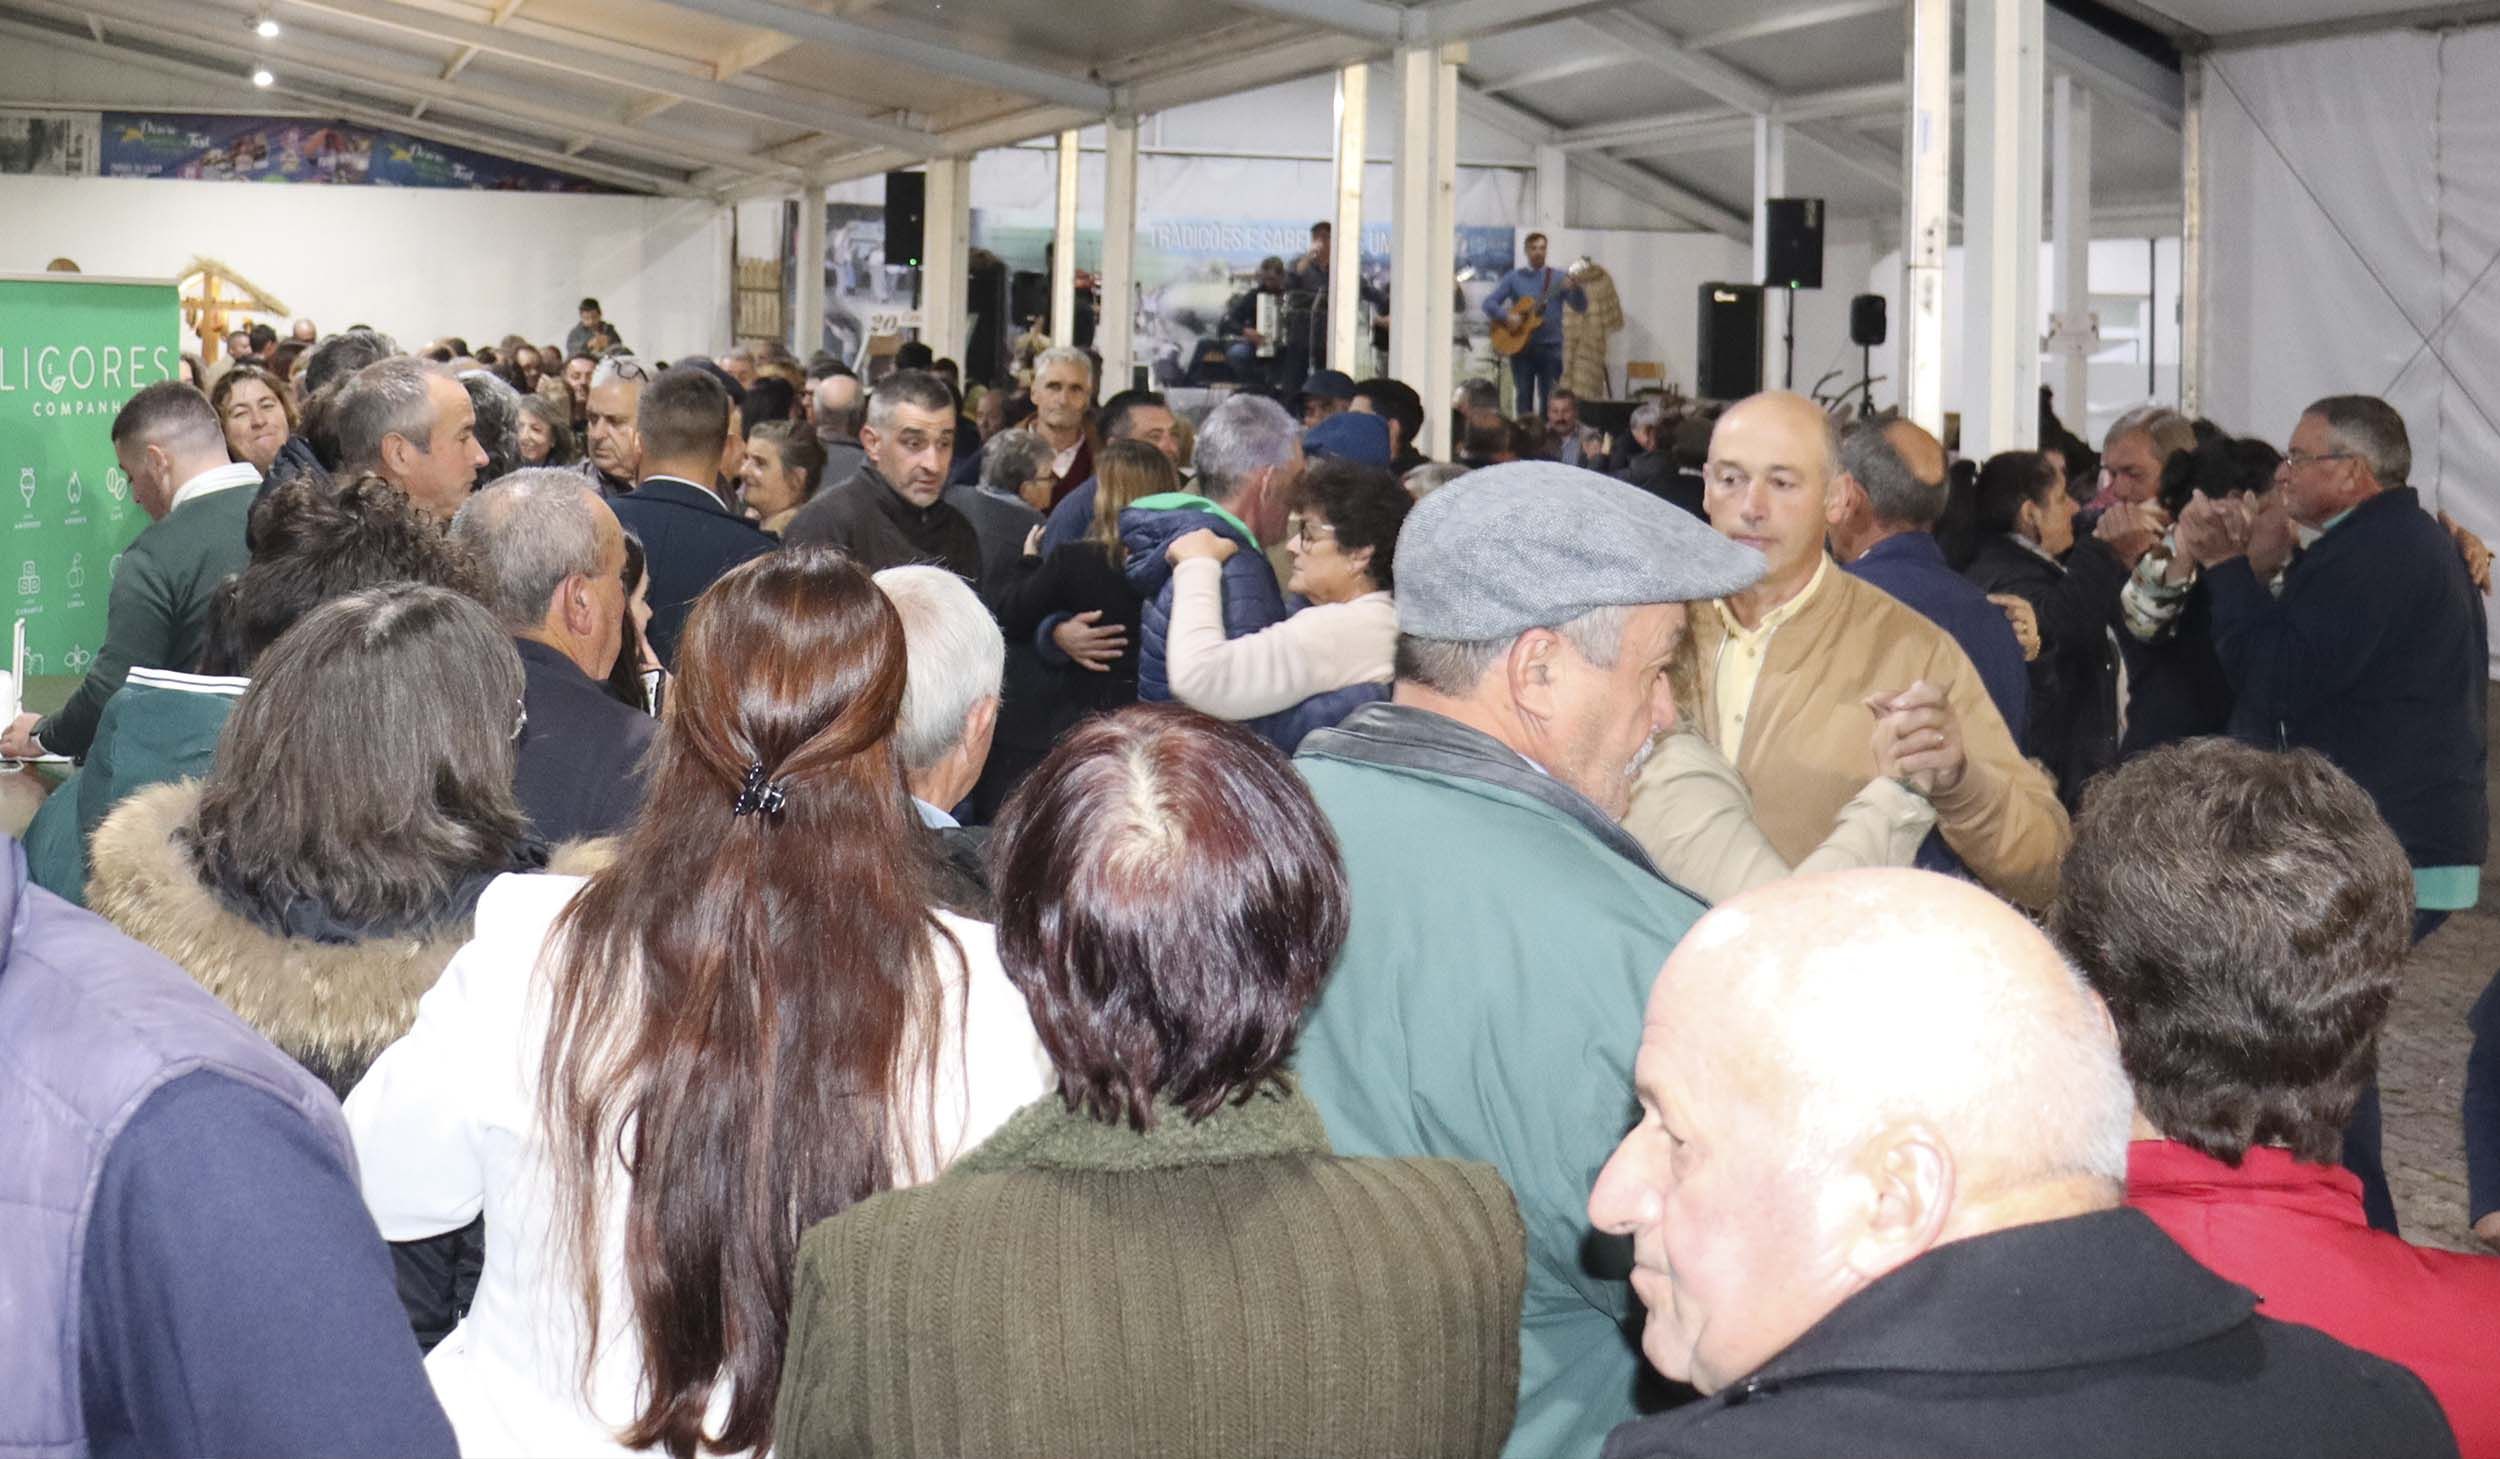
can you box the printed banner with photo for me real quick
[0,109,100,177]
[96,112,608,192]
[0,276,177,672]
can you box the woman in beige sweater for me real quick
[1161,458,1408,720]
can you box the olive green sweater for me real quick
[773,1080,1526,1458]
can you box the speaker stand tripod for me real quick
[1783,283,1798,390]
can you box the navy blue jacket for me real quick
[512,637,653,845]
[1120,500,1385,752]
[2210,486,2489,870]
[1846,531,2029,742]
[608,475,774,668]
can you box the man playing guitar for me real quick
[1482,231,1588,417]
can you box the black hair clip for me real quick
[732,760,789,818]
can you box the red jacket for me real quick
[2129,1138,2500,1457]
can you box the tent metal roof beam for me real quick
[14,0,805,180]
[2201,0,2500,50]
[278,0,938,154]
[1573,9,1779,114]
[1683,0,1897,52]
[0,10,698,193]
[1457,80,1750,238]
[1222,0,1644,44]
[644,0,1116,112]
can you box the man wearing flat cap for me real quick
[1292,461,1766,1459]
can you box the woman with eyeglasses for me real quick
[1158,457,1409,737]
[341,549,1050,1458]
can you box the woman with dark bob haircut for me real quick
[343,548,1049,1459]
[1161,458,1410,732]
[774,704,1528,1459]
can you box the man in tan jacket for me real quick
[1682,392,2067,908]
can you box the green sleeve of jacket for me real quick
[36,540,173,760]
[775,1216,873,1459]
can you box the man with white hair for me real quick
[1028,345,1096,506]
[874,565,1005,913]
[450,469,649,844]
[582,356,650,498]
[1293,460,1767,1459]
[330,356,488,521]
[1591,868,2453,1458]
[1121,393,1369,750]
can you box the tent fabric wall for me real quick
[0,174,733,363]
[2199,24,2500,672]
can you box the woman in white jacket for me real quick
[344,548,1049,1459]
[1161,458,1411,720]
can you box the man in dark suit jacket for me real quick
[1592,869,2455,1459]
[450,471,655,844]
[608,366,773,666]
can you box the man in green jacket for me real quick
[1294,459,1765,1459]
[2,381,254,762]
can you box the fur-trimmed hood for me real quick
[85,778,607,1094]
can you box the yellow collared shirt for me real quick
[1712,553,1830,762]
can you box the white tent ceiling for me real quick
[0,0,2482,236]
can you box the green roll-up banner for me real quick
[0,275,177,677]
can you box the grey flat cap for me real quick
[1395,459,1765,641]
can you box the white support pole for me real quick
[793,175,827,358]
[1751,116,1790,391]
[1100,114,1140,392]
[2180,54,2204,417]
[1329,64,1370,377]
[2050,73,2095,435]
[1960,0,2043,456]
[920,155,972,364]
[1392,42,1461,458]
[1050,127,1080,348]
[1901,0,1950,434]
[1533,143,1568,239]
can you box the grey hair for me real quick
[332,356,443,474]
[1193,393,1300,505]
[812,376,867,438]
[589,355,652,391]
[1033,344,1094,383]
[1393,603,1635,696]
[864,370,958,434]
[980,428,1055,494]
[874,565,1005,772]
[1630,400,1668,437]
[2307,394,2411,486]
[2105,405,2197,462]
[300,327,397,397]
[190,582,528,935]
[1840,421,1943,529]
[448,467,608,632]
[1402,461,1470,500]
[459,369,526,483]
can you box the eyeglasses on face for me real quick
[1287,515,1338,547]
[2279,449,2356,471]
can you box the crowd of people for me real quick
[8,293,2500,1459]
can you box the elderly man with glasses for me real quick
[2177,392,2490,1243]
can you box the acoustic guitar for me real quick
[1489,290,1546,357]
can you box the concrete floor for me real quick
[2378,683,2500,1254]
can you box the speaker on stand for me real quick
[1849,293,1887,419]
[1762,198,1825,390]
[1697,283,1765,401]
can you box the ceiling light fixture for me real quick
[251,66,275,87]
[254,9,279,37]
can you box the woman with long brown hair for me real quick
[344,547,1050,1458]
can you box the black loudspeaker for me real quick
[1850,293,1888,348]
[1763,197,1825,290]
[1698,283,1764,401]
[884,169,926,268]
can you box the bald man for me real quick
[811,372,867,488]
[1665,392,2065,908]
[1589,869,2457,1459]
[1828,417,2030,740]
